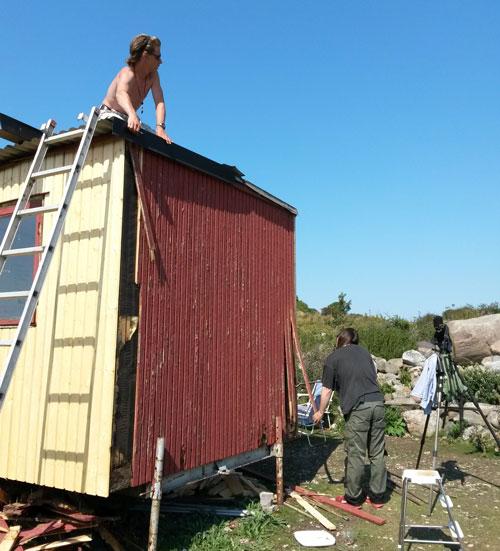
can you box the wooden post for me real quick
[130,144,157,262]
[275,416,284,506]
[148,437,165,551]
[290,315,317,412]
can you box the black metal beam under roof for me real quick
[0,113,43,144]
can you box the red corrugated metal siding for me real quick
[131,150,295,486]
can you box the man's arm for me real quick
[312,386,333,425]
[151,73,172,143]
[115,69,142,133]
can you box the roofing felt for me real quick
[0,111,297,215]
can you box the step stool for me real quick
[398,469,464,550]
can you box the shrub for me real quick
[464,426,497,454]
[357,322,417,360]
[321,292,352,326]
[379,380,395,395]
[399,367,412,387]
[446,420,468,441]
[443,302,500,320]
[296,296,318,314]
[384,406,407,437]
[461,366,500,405]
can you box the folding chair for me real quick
[297,380,331,446]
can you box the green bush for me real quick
[378,380,395,395]
[384,406,407,437]
[443,302,500,320]
[296,296,318,314]
[446,420,469,441]
[467,427,497,454]
[399,367,412,387]
[357,321,417,360]
[461,366,500,405]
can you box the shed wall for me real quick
[132,150,296,486]
[0,138,125,496]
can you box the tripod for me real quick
[416,351,500,472]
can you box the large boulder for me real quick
[447,403,499,427]
[448,314,500,363]
[403,409,438,437]
[392,383,411,399]
[408,366,423,385]
[462,426,497,450]
[372,356,388,373]
[378,372,398,384]
[402,350,426,367]
[491,340,500,355]
[481,356,500,373]
[417,341,435,357]
[487,410,500,429]
[386,358,403,375]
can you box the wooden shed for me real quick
[0,112,297,497]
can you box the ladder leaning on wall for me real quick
[0,106,101,409]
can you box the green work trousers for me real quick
[344,401,387,503]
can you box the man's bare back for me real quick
[102,34,171,143]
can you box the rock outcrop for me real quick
[448,314,500,362]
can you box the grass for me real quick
[148,434,500,550]
[155,502,288,551]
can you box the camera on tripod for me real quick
[432,315,453,354]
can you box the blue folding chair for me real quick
[297,380,331,446]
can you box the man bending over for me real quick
[313,327,387,506]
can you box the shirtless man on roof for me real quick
[102,34,172,143]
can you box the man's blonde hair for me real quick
[127,34,161,67]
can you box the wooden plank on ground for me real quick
[0,525,20,551]
[292,485,386,526]
[290,492,336,531]
[23,534,92,550]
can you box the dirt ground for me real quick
[254,433,500,550]
[119,433,499,550]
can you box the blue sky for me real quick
[2,1,499,318]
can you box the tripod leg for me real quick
[459,396,465,433]
[442,400,449,429]
[415,413,431,469]
[453,362,500,449]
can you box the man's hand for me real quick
[156,126,172,144]
[128,113,142,133]
[312,410,323,425]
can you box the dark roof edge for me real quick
[111,118,297,216]
[0,112,43,144]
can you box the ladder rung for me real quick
[45,128,85,144]
[32,165,73,178]
[2,246,44,257]
[0,341,14,347]
[0,290,30,299]
[18,205,59,216]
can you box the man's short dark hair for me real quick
[336,327,359,348]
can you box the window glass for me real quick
[0,212,37,322]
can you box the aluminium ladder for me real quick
[0,106,101,408]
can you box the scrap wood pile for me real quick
[162,472,271,516]
[0,486,123,551]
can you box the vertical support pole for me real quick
[290,316,317,412]
[275,416,284,506]
[148,437,165,551]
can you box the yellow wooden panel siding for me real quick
[0,138,125,497]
